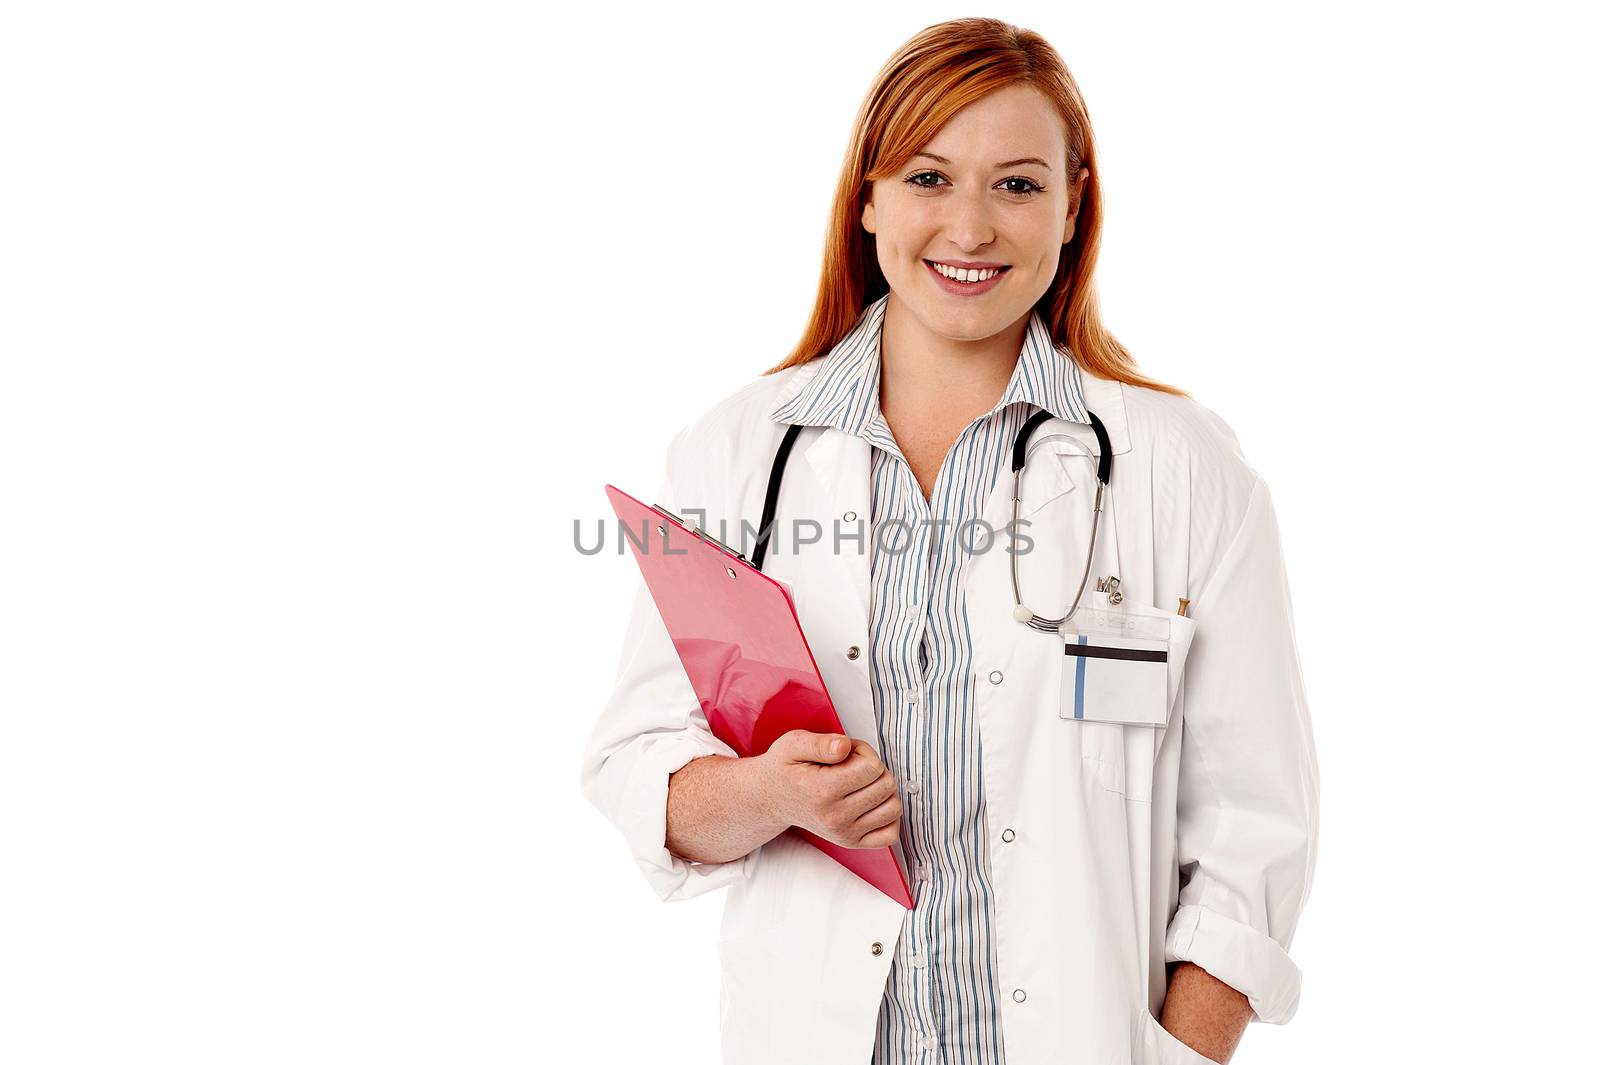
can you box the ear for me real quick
[1061,167,1090,244]
[861,197,876,235]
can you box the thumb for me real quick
[816,733,851,763]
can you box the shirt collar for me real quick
[768,293,1092,435]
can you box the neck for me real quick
[877,293,1029,422]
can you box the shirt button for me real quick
[989,670,1004,684]
[1001,829,1016,842]
[847,645,861,660]
[911,952,928,969]
[1013,988,1027,1003]
[906,779,920,795]
[920,1035,938,1051]
[916,867,930,882]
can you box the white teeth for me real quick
[931,262,1003,283]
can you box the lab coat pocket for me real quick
[1063,600,1197,801]
[1137,1007,1222,1065]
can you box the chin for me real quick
[929,312,1004,343]
[926,297,1011,328]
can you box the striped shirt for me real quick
[770,294,1092,1064]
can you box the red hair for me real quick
[762,17,1188,399]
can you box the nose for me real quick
[939,184,997,251]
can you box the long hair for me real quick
[762,17,1187,398]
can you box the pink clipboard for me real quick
[605,483,914,909]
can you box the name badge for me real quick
[1059,607,1176,727]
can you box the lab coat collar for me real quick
[766,293,1128,455]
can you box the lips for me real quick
[923,259,1010,295]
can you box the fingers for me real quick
[814,764,902,844]
[840,765,898,820]
[832,739,889,788]
[851,793,903,848]
[855,819,901,849]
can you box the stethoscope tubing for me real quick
[1007,408,1112,632]
[753,408,1112,640]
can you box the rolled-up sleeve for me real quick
[578,440,762,902]
[1164,473,1320,1024]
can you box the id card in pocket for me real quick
[1059,604,1187,727]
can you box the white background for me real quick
[3,1,1595,1061]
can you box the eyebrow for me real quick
[912,151,1053,171]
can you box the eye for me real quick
[999,176,1046,197]
[903,170,1046,198]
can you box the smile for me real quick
[924,259,1011,295]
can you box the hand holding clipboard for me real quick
[605,483,915,909]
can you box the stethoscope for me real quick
[749,407,1113,636]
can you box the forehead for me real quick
[919,83,1065,161]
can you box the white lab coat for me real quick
[579,356,1319,1065]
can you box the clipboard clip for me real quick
[650,502,749,562]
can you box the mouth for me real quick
[924,259,1011,295]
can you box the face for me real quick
[861,82,1089,341]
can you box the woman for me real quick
[580,17,1318,1065]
